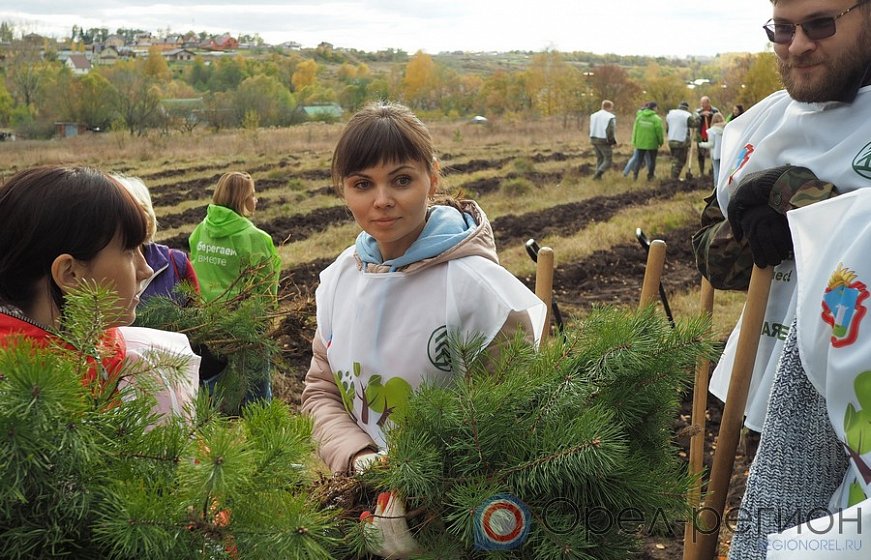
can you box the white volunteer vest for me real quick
[710,86,871,428]
[317,248,546,449]
[118,326,200,423]
[792,191,871,510]
[589,109,614,139]
[666,109,691,143]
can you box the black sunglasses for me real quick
[763,0,869,44]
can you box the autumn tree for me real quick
[186,55,211,90]
[202,91,235,131]
[337,62,358,82]
[441,73,484,116]
[144,45,172,83]
[207,55,248,91]
[5,39,51,109]
[101,59,163,135]
[403,50,439,109]
[291,59,318,91]
[481,70,531,116]
[367,77,391,102]
[717,53,755,108]
[738,52,781,108]
[334,62,373,112]
[639,64,689,112]
[587,63,641,114]
[524,50,570,117]
[233,74,295,126]
[0,81,15,126]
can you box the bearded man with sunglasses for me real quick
[690,1,871,558]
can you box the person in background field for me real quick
[665,100,697,180]
[189,171,280,303]
[726,103,745,122]
[622,103,647,178]
[301,101,546,558]
[695,95,719,176]
[189,171,280,402]
[114,174,200,305]
[589,99,617,181]
[691,0,871,557]
[0,165,199,420]
[697,112,726,187]
[629,101,664,181]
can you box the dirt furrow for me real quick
[492,178,705,250]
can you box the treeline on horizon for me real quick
[0,21,782,139]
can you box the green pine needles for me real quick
[0,284,340,559]
[133,265,278,415]
[360,306,717,559]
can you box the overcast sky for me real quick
[0,1,775,57]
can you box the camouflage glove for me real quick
[727,165,794,268]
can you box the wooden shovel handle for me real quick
[683,277,715,560]
[534,247,554,343]
[693,265,773,560]
[639,240,667,309]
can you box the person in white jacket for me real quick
[301,101,546,558]
[698,112,725,187]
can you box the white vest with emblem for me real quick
[710,86,871,430]
[316,247,546,449]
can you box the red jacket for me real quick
[0,310,126,392]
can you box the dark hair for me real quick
[0,165,147,313]
[330,101,438,195]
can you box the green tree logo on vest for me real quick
[843,370,871,506]
[854,141,871,180]
[333,362,413,427]
[428,325,452,372]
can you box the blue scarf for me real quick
[355,205,477,271]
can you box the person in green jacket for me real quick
[189,171,280,303]
[189,171,281,402]
[630,101,665,182]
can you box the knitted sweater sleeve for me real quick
[727,320,847,559]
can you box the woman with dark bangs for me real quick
[0,166,200,420]
[301,102,546,557]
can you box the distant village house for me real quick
[64,54,91,74]
[163,48,196,62]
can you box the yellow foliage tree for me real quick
[291,59,318,91]
[337,63,357,82]
[524,50,569,117]
[144,46,172,83]
[639,65,688,113]
[738,52,781,108]
[403,50,438,108]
